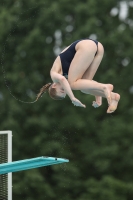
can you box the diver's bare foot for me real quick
[107,93,120,113]
[103,84,113,105]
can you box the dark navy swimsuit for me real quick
[59,39,98,78]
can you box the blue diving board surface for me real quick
[0,156,69,174]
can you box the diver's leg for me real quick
[81,87,120,113]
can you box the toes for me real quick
[107,109,114,113]
[107,105,116,113]
[108,84,114,91]
[107,108,111,113]
[115,93,120,101]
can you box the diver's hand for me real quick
[71,98,86,108]
[92,96,102,108]
[92,101,101,108]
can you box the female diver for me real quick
[36,39,120,113]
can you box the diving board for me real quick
[0,156,69,174]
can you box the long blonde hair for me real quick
[36,83,64,101]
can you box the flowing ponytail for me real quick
[36,83,52,101]
[36,82,64,101]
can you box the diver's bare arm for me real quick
[50,71,75,100]
[51,71,86,107]
[59,77,75,100]
[60,78,86,107]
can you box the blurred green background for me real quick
[0,0,133,199]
